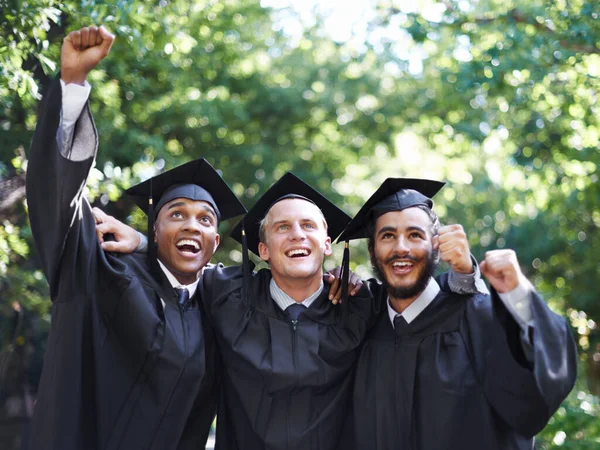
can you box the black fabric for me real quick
[346,279,577,450]
[200,263,378,450]
[338,178,444,241]
[25,77,219,450]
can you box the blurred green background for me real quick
[0,0,598,448]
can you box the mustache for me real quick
[383,254,420,265]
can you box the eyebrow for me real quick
[376,225,427,236]
[166,201,217,218]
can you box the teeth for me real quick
[392,261,412,267]
[286,249,309,257]
[177,239,199,250]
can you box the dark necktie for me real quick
[394,315,408,336]
[286,303,307,321]
[175,287,190,307]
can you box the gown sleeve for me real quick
[464,288,577,437]
[26,76,99,298]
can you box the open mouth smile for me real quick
[176,239,201,255]
[285,248,311,258]
[390,260,414,274]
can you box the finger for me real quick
[92,207,111,224]
[328,277,341,301]
[96,222,118,236]
[432,235,439,250]
[71,30,82,50]
[101,241,124,252]
[88,26,98,47]
[323,273,335,284]
[329,266,342,278]
[331,283,343,303]
[80,27,90,48]
[351,279,363,296]
[96,228,105,244]
[98,26,115,52]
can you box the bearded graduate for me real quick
[26,25,245,450]
[340,178,577,450]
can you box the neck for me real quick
[157,259,200,286]
[388,294,422,315]
[271,273,323,302]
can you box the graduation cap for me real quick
[230,172,352,313]
[126,158,247,262]
[338,178,445,242]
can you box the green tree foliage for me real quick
[0,0,598,447]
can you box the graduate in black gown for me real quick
[26,26,246,450]
[339,178,578,450]
[199,173,375,450]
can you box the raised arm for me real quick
[468,249,577,436]
[26,26,114,295]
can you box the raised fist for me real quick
[61,25,115,85]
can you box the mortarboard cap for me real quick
[126,158,246,223]
[230,172,351,256]
[338,178,445,242]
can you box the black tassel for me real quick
[241,219,251,307]
[147,177,160,278]
[341,240,350,325]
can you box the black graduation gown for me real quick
[25,77,219,450]
[349,274,577,450]
[200,263,375,450]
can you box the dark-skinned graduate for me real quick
[25,25,246,450]
[338,178,577,450]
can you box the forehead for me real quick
[265,198,325,223]
[158,197,216,215]
[374,207,432,232]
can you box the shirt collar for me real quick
[270,278,324,311]
[157,260,199,298]
[388,277,440,327]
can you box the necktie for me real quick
[175,287,190,307]
[286,303,307,321]
[394,314,408,336]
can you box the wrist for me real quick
[61,70,88,86]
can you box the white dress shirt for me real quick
[270,278,324,311]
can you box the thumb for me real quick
[480,260,488,276]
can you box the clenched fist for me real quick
[480,249,523,293]
[434,224,473,274]
[61,25,115,85]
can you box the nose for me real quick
[393,235,409,255]
[288,222,306,241]
[182,217,202,233]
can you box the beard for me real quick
[371,250,439,300]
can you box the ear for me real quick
[153,225,158,243]
[258,241,270,262]
[323,236,333,257]
[213,234,221,253]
